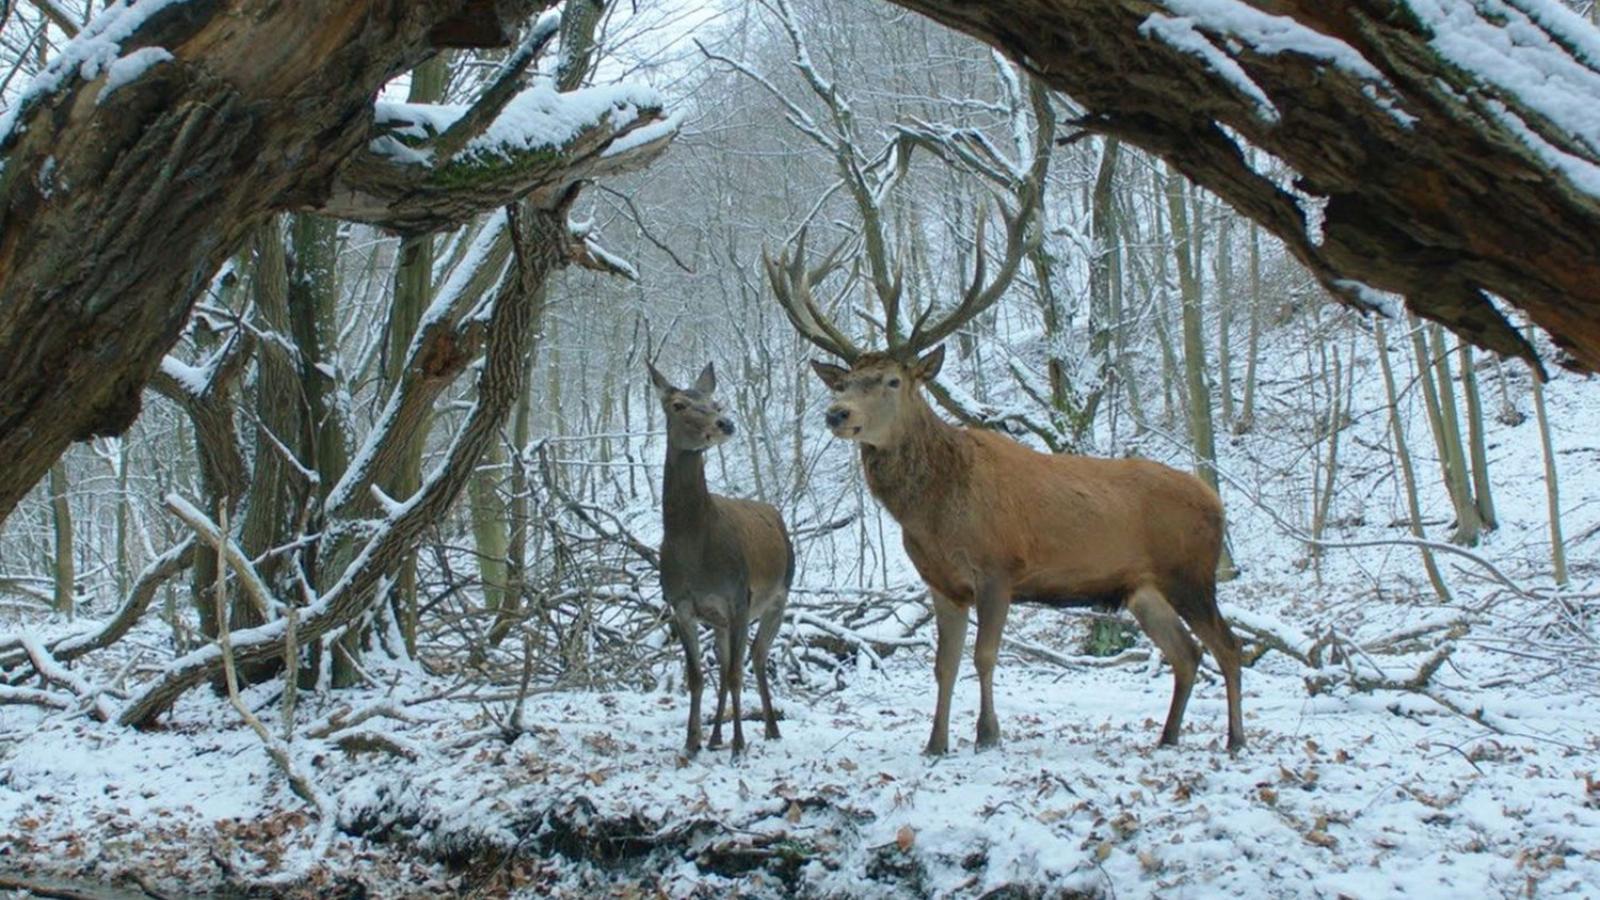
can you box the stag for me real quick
[765,204,1246,755]
[650,361,794,757]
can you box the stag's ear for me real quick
[811,360,849,391]
[646,361,673,396]
[913,345,945,381]
[693,361,716,394]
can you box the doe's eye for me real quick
[887,378,901,388]
[672,401,688,411]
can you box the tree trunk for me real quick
[1165,166,1235,579]
[379,53,451,660]
[49,461,74,617]
[1373,319,1452,603]
[882,0,1600,373]
[1528,330,1568,587]
[1457,343,1497,530]
[1235,220,1263,434]
[1408,319,1481,546]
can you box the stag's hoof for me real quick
[707,733,724,750]
[683,740,701,757]
[923,737,949,757]
[765,722,781,740]
[976,719,1002,750]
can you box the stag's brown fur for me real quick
[652,361,794,757]
[816,348,1245,754]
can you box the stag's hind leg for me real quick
[1126,585,1200,747]
[1185,608,1247,752]
[751,591,786,740]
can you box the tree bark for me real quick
[882,0,1600,373]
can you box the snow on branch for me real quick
[326,77,679,233]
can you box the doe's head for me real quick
[648,361,736,452]
[811,345,944,447]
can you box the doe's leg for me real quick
[726,602,750,756]
[708,623,731,749]
[1126,585,1200,746]
[925,591,968,756]
[672,603,706,756]
[751,591,786,740]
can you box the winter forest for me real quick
[2,1,1599,896]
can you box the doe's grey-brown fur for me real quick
[651,361,794,757]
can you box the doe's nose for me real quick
[717,418,735,436]
[825,406,850,428]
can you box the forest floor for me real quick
[2,594,1598,898]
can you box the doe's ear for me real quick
[913,344,946,381]
[811,360,849,391]
[646,361,673,395]
[693,361,716,394]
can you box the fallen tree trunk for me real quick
[884,0,1600,374]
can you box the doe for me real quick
[651,361,794,757]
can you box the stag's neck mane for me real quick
[662,446,714,539]
[860,392,969,522]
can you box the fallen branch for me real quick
[16,633,112,721]
[212,511,324,815]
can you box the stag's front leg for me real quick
[973,581,1011,750]
[672,603,706,756]
[925,591,968,756]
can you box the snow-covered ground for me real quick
[3,322,1598,898]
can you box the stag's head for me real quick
[811,347,944,447]
[648,361,736,452]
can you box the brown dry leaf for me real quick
[838,758,858,772]
[896,825,916,852]
[1137,850,1161,873]
[1305,830,1337,849]
[1037,808,1067,824]
[585,770,607,786]
[1258,786,1279,806]
[1335,748,1351,764]
[1172,781,1192,803]
[1093,840,1114,862]
[786,801,803,824]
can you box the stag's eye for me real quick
[672,401,688,411]
[887,378,901,388]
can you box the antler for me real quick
[900,74,1053,358]
[901,187,1041,356]
[763,227,863,362]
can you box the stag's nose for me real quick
[825,406,850,429]
[717,418,735,436]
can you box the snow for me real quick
[372,80,666,168]
[1145,0,1421,128]
[96,47,174,104]
[0,0,193,147]
[1406,0,1600,196]
[1140,14,1282,125]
